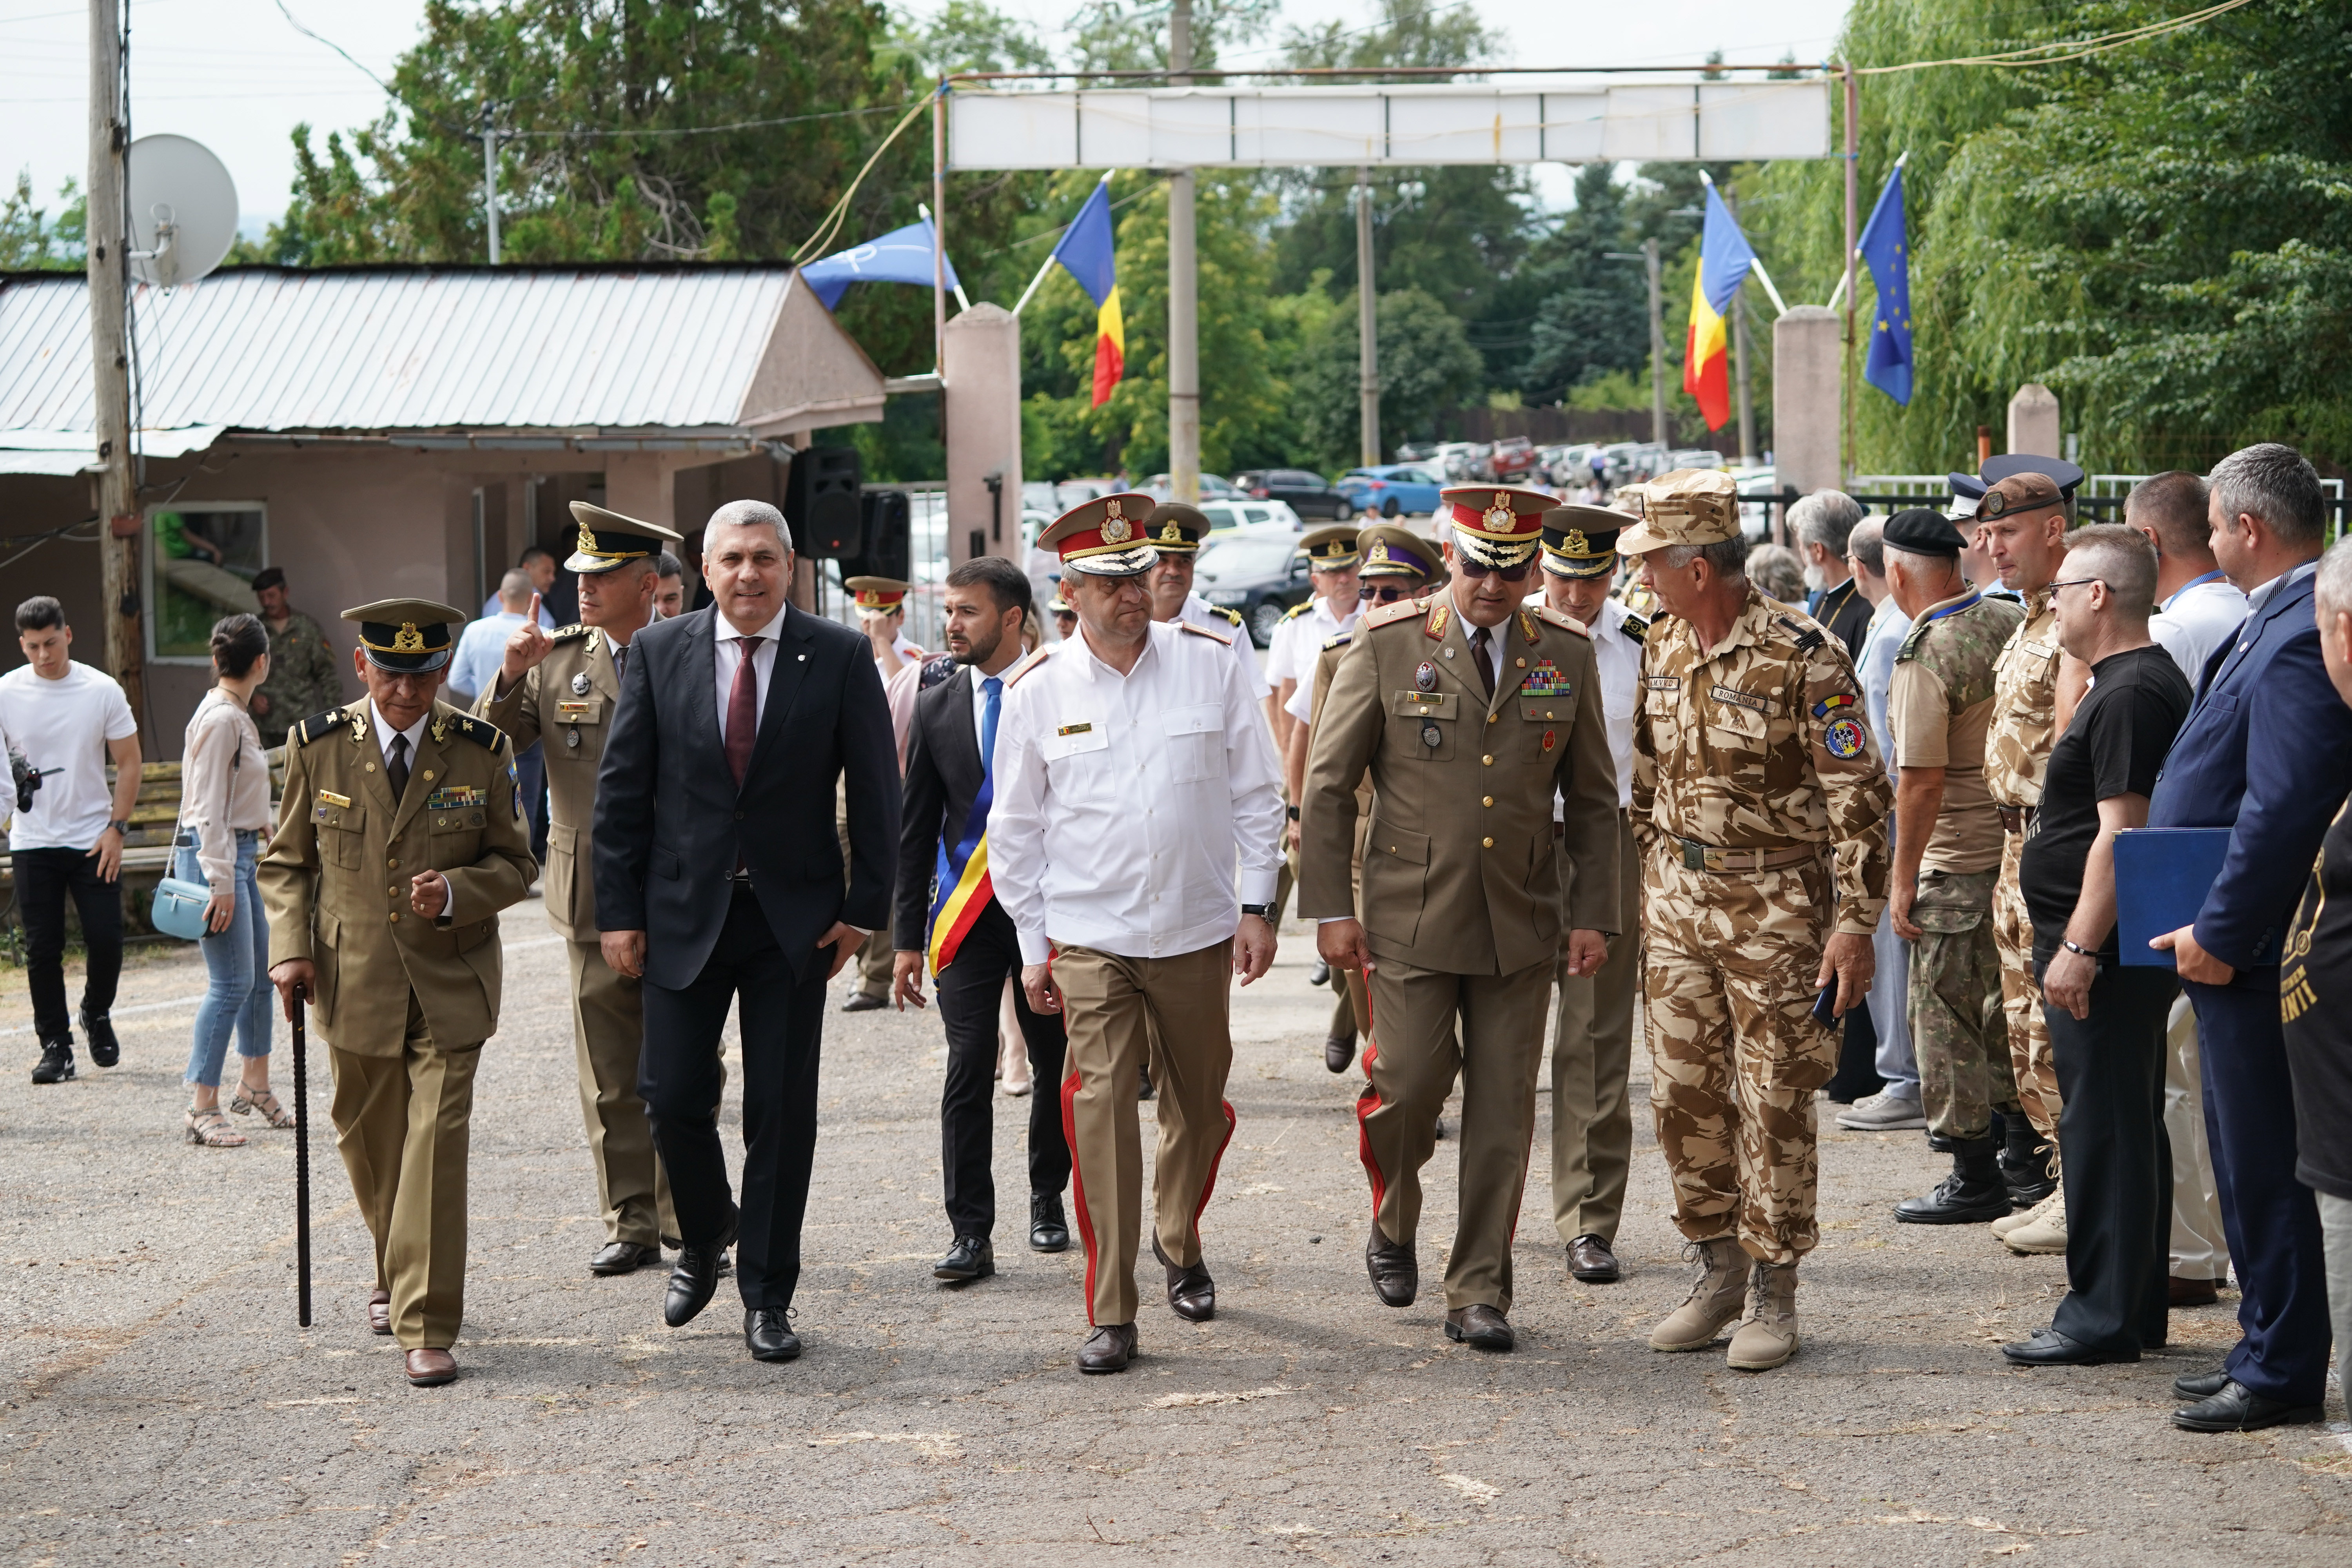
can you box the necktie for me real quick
[980,676,1003,781]
[1469,626,1497,699]
[726,636,763,786]
[386,733,410,802]
[612,641,627,682]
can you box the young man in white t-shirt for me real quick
[3,597,142,1084]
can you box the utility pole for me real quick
[1165,0,1199,504]
[87,0,144,730]
[1841,62,1859,484]
[481,102,501,264]
[1355,167,1379,468]
[1727,189,1757,466]
[1643,236,1668,448]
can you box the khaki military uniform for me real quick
[1634,588,1891,1265]
[259,700,536,1348]
[1301,595,1621,1311]
[1306,632,1376,1044]
[1986,588,2063,1156]
[1889,590,2026,1143]
[477,626,675,1250]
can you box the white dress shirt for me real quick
[1264,595,1361,688]
[371,699,453,918]
[991,619,1285,964]
[714,604,790,746]
[2148,572,2248,689]
[1180,592,1270,700]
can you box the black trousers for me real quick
[15,846,123,1045]
[2039,956,2177,1354]
[936,899,1071,1238]
[639,886,826,1310]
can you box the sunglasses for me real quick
[1365,582,1418,603]
[1455,555,1535,583]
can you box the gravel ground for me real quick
[2,915,2348,1566]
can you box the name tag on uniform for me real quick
[555,700,601,724]
[1643,675,1678,691]
[426,786,486,809]
[317,789,352,808]
[1711,684,1771,714]
[1056,722,1093,737]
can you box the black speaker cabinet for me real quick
[785,445,864,558]
[855,489,912,582]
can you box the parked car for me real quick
[1393,441,1441,464]
[1336,464,1448,518]
[1233,468,1356,521]
[1664,448,1728,472]
[1485,436,1538,483]
[1193,524,1314,646]
[1140,472,1245,503]
[1431,441,1485,481]
[1200,498,1303,532]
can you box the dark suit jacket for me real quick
[894,665,987,952]
[2147,566,2352,979]
[1812,576,1874,667]
[593,603,899,991]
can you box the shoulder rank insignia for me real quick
[1621,612,1650,644]
[1279,602,1311,622]
[1212,605,1244,628]
[1422,601,1451,642]
[552,622,594,641]
[1321,631,1354,652]
[1533,604,1591,639]
[1364,597,1423,630]
[1774,613,1826,656]
[1517,608,1541,644]
[447,713,505,751]
[1180,617,1234,646]
[289,706,353,747]
[1004,646,1053,687]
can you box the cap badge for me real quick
[1482,495,1513,533]
[571,671,592,696]
[1565,528,1589,555]
[1367,539,1390,564]
[576,523,599,555]
[1415,660,1437,692]
[1159,522,1181,543]
[1100,501,1132,544]
[392,622,425,654]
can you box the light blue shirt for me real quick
[482,592,557,628]
[1856,593,1912,776]
[446,612,524,703]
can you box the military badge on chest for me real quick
[570,671,592,696]
[1521,658,1570,698]
[1414,660,1437,693]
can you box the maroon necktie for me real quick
[726,636,763,785]
[1469,626,1497,699]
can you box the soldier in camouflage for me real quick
[1875,510,2029,1225]
[1621,470,1891,1373]
[250,568,345,749]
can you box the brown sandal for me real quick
[184,1108,247,1148]
[229,1081,297,1129]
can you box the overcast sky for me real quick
[0,0,1852,231]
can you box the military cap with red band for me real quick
[1438,486,1550,568]
[844,575,910,610]
[1037,491,1162,577]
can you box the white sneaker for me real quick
[1835,1090,1927,1131]
[1991,1184,2062,1240]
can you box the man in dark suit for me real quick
[2149,443,2352,1432]
[891,557,1073,1283]
[593,499,899,1365]
[1792,489,1875,665]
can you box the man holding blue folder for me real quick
[2146,444,2352,1433]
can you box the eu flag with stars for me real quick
[1857,163,1913,406]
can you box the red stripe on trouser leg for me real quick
[1060,1066,1101,1326]
[1185,1100,1240,1249]
[1355,977,1390,1218]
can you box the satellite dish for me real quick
[125,134,238,288]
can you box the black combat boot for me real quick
[1893,1136,2011,1224]
[1998,1112,2057,1210]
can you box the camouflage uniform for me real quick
[1635,587,1892,1265]
[1889,591,2025,1143]
[254,609,343,748]
[1985,589,2063,1155]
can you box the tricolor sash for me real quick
[926,777,993,975]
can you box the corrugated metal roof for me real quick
[0,265,799,436]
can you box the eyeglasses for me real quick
[1455,556,1535,583]
[2048,576,2106,595]
[1366,582,1417,603]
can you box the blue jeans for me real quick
[178,831,273,1088]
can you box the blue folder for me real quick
[2113,827,2234,969]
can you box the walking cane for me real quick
[292,986,312,1328]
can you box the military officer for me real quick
[261,599,536,1388]
[841,577,923,1011]
[1267,526,1366,755]
[1530,506,1646,1285]
[1144,501,1271,704]
[1619,470,1891,1374]
[478,503,683,1276]
[1286,523,1441,1074]
[1303,487,1620,1354]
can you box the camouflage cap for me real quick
[1615,468,1741,555]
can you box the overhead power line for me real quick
[1853,0,2260,73]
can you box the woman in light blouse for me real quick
[177,613,289,1147]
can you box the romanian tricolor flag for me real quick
[1681,178,1761,433]
[1052,176,1124,407]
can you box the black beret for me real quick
[1883,507,1966,557]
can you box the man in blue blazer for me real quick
[2149,444,2352,1432]
[594,500,900,1365]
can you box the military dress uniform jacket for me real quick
[259,701,538,1055]
[475,625,615,941]
[1301,594,1621,974]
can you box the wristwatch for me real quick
[1240,903,1275,918]
[1285,804,1301,821]
[106,818,130,838]
[2060,938,2096,957]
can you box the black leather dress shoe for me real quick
[2172,1367,2232,1402]
[1138,1067,1155,1101]
[1324,1036,1356,1073]
[1566,1235,1621,1283]
[1309,958,1330,987]
[840,991,887,1013]
[81,1012,119,1069]
[1444,1304,1514,1352]
[2172,1379,2323,1432]
[1365,1222,1417,1308]
[589,1241,660,1276]
[1030,1191,1070,1253]
[1078,1322,1137,1374]
[1152,1236,1215,1321]
[934,1235,995,1282]
[664,1213,739,1328]
[2001,1327,2136,1366]
[744,1308,802,1362]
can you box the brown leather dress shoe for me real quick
[1567,1235,1621,1283]
[1152,1236,1216,1321]
[367,1288,392,1336]
[1324,1036,1356,1073]
[1365,1221,1417,1307]
[1077,1323,1138,1374]
[403,1347,457,1386]
[2169,1274,2221,1308]
[1444,1304,1514,1352]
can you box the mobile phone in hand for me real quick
[1811,981,1841,1029]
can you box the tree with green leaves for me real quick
[1294,287,1485,464]
[0,172,85,271]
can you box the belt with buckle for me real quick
[1997,806,2036,834]
[1674,836,1819,873]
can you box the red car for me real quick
[1486,437,1537,482]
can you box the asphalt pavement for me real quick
[3,918,2348,1566]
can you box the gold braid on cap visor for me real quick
[1451,529,1539,568]
[575,524,653,562]
[1542,544,1616,578]
[359,622,434,655]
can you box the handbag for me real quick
[151,871,212,942]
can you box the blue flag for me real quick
[799,216,961,310]
[1857,163,1913,406]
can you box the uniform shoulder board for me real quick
[1534,604,1592,638]
[551,622,594,641]
[1363,597,1424,631]
[289,706,352,747]
[1621,614,1648,644]
[1212,605,1244,628]
[1279,602,1311,622]
[1004,647,1053,687]
[1321,631,1354,652]
[1180,617,1235,646]
[1773,614,1826,655]
[449,713,506,751]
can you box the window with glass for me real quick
[147,504,266,662]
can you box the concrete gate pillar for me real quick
[604,452,681,532]
[2007,383,2061,459]
[1773,306,1843,503]
[944,304,1024,568]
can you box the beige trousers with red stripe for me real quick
[1055,940,1238,1327]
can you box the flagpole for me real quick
[919,203,973,312]
[1746,259,1790,318]
[1841,61,1859,486]
[1012,171,1113,318]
